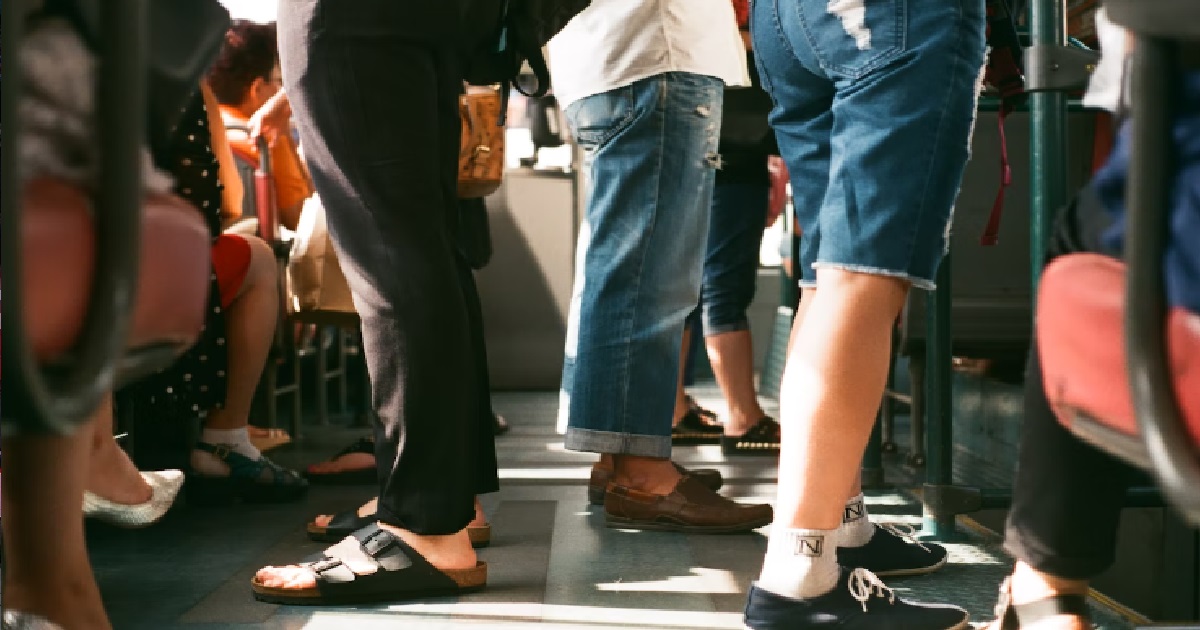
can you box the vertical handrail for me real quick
[1125,36,1200,525]
[923,254,956,538]
[1,0,149,434]
[1029,0,1070,295]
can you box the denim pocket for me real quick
[564,85,638,153]
[795,0,907,78]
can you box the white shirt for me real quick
[547,0,751,110]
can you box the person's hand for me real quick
[766,155,789,228]
[248,91,292,144]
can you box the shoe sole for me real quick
[606,514,772,534]
[742,619,968,630]
[861,553,949,578]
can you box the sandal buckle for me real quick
[211,444,232,460]
[362,529,398,557]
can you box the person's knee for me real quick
[814,268,910,319]
[243,236,279,287]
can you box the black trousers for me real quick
[278,0,499,534]
[1004,186,1138,579]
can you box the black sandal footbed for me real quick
[252,524,486,606]
[308,509,492,548]
[995,577,1093,629]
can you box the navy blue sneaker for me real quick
[743,567,969,630]
[837,524,948,577]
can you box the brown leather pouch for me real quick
[458,88,506,199]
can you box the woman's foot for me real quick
[305,436,376,484]
[312,496,492,546]
[85,434,151,506]
[187,443,308,505]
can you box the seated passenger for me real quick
[206,20,313,232]
[113,85,308,506]
[988,34,1200,630]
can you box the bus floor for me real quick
[70,386,1134,630]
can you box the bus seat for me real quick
[1039,253,1200,468]
[22,176,211,383]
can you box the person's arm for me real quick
[248,90,293,143]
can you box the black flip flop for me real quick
[307,509,373,543]
[305,437,377,485]
[252,524,487,606]
[720,417,781,455]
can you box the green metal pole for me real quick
[1029,0,1070,292]
[922,254,958,539]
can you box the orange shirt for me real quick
[219,104,313,231]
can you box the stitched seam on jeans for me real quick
[900,0,970,276]
[617,77,667,438]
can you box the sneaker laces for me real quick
[880,522,931,552]
[847,568,897,612]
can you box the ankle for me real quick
[725,409,766,435]
[1009,562,1090,605]
[377,523,478,571]
[611,456,682,495]
[5,575,111,630]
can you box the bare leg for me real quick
[204,236,277,431]
[83,396,152,505]
[706,330,768,436]
[775,270,907,530]
[2,413,113,630]
[672,325,694,425]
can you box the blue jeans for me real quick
[697,177,771,336]
[752,0,986,289]
[560,72,724,458]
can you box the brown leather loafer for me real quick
[604,476,772,534]
[588,463,723,506]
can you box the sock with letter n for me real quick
[757,526,841,599]
[839,493,876,548]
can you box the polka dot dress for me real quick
[117,90,230,419]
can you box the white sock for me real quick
[191,427,262,476]
[757,527,841,599]
[839,493,876,548]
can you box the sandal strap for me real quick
[1014,594,1091,625]
[742,418,781,443]
[334,437,375,459]
[995,577,1092,629]
[304,524,457,595]
[326,509,375,533]
[194,442,303,485]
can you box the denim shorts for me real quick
[752,0,986,290]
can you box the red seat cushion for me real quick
[1038,253,1200,458]
[20,177,212,365]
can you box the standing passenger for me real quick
[551,0,773,532]
[744,0,986,627]
[252,1,498,604]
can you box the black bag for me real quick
[463,0,592,121]
[719,52,778,156]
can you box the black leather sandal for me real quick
[252,524,487,605]
[993,577,1094,628]
[188,443,309,505]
